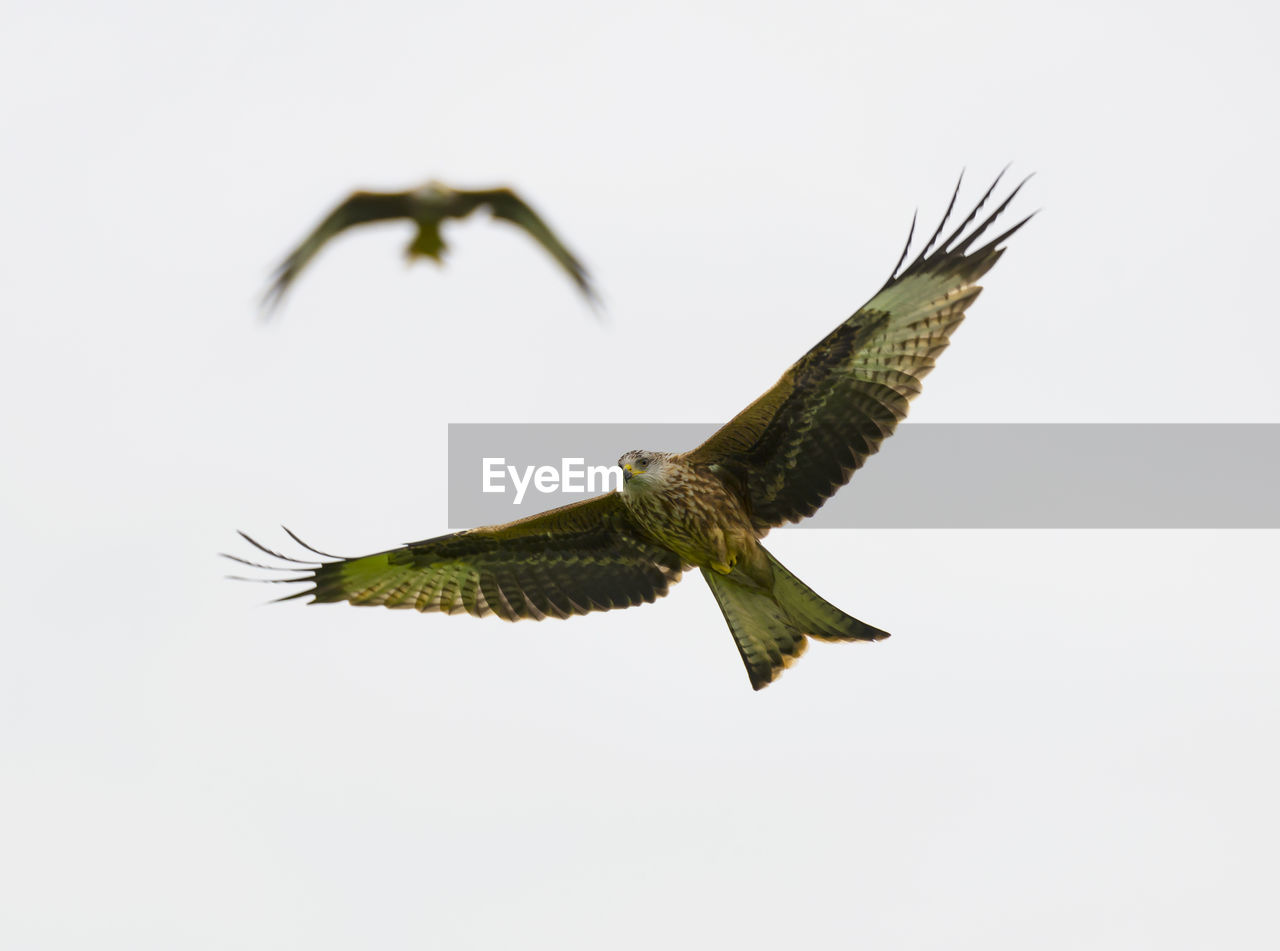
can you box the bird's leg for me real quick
[708,529,737,575]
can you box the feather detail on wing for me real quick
[685,169,1034,529]
[226,494,683,621]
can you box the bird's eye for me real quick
[638,457,650,468]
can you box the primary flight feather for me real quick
[262,180,599,314]
[232,171,1033,690]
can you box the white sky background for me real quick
[2,0,1278,947]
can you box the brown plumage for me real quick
[230,171,1033,689]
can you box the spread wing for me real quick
[226,493,683,620]
[475,188,600,307]
[685,170,1033,529]
[262,190,415,314]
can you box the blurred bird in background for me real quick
[262,180,600,315]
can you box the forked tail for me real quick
[701,546,889,690]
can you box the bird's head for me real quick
[414,179,456,201]
[618,450,673,493]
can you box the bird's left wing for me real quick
[478,188,600,307]
[263,190,415,314]
[685,171,1033,530]
[227,493,682,620]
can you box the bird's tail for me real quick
[701,546,889,690]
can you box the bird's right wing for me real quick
[480,188,600,307]
[685,171,1033,530]
[263,190,415,314]
[227,493,683,620]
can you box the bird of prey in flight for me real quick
[262,180,599,314]
[232,171,1032,690]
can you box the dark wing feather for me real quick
[230,494,683,621]
[685,171,1034,529]
[262,190,416,314]
[473,188,600,307]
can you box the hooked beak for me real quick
[622,463,633,483]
